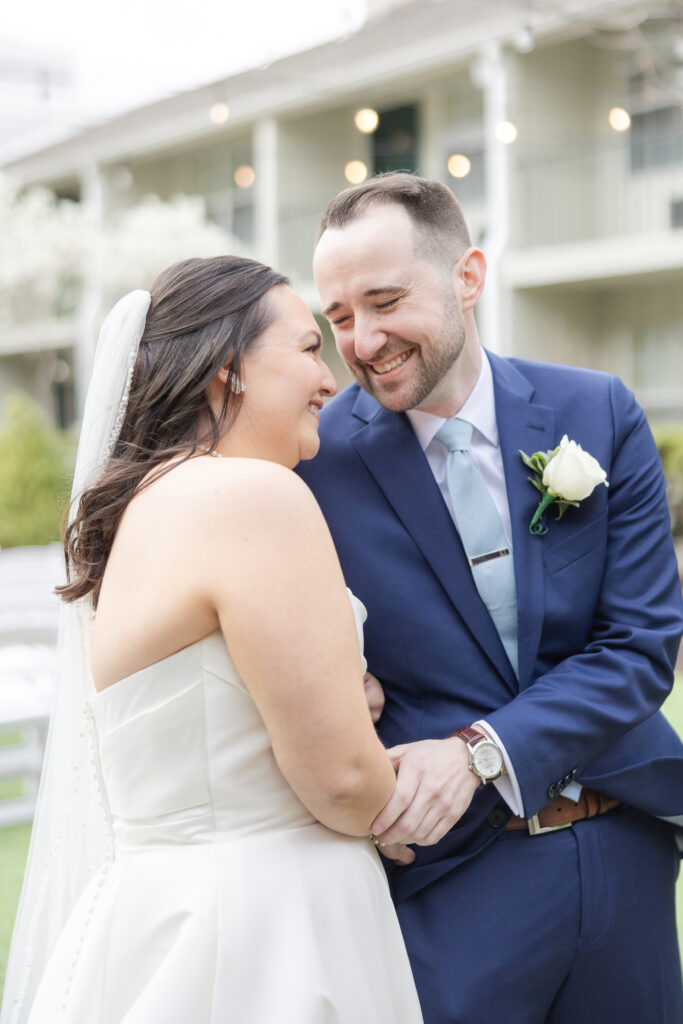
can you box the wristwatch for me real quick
[452,727,505,784]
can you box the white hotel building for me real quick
[2,0,683,424]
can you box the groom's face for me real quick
[313,203,466,413]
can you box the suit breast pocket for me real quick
[542,510,608,577]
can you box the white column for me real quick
[253,118,279,267]
[75,162,105,418]
[420,87,445,182]
[474,42,512,356]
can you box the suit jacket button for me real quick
[488,808,507,828]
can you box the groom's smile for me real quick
[313,203,472,415]
[368,349,414,376]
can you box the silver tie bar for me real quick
[469,547,510,567]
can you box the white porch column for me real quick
[75,162,105,418]
[475,42,512,356]
[253,117,279,267]
[420,87,445,182]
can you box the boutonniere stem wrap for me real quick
[520,435,609,535]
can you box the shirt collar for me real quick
[406,348,499,452]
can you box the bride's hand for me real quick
[363,671,385,723]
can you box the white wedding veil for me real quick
[0,290,152,1024]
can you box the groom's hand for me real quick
[373,842,416,865]
[370,738,480,847]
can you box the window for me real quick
[372,105,419,175]
[630,106,683,172]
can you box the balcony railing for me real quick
[514,135,683,249]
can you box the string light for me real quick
[355,108,379,133]
[495,121,518,144]
[209,103,229,125]
[234,166,255,188]
[447,154,471,178]
[345,160,368,184]
[608,107,631,132]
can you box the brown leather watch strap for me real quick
[451,726,485,746]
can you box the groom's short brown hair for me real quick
[317,172,472,270]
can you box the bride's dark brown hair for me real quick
[58,255,287,605]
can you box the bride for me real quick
[1,256,423,1023]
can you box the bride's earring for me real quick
[230,373,246,395]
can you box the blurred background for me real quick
[0,0,682,991]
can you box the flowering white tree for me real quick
[101,194,242,298]
[0,176,84,324]
[0,174,245,325]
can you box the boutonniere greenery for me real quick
[520,435,609,535]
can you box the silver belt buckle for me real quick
[527,813,573,836]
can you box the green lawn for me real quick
[1,684,682,1000]
[662,679,683,962]
[0,821,31,996]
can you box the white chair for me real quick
[0,544,63,827]
[0,543,64,646]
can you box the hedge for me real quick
[0,393,74,549]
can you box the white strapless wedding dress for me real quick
[26,609,423,1023]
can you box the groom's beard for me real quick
[348,295,466,413]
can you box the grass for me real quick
[0,822,31,996]
[0,682,682,1001]
[0,779,27,802]
[662,679,683,960]
[0,732,22,749]
[663,677,683,733]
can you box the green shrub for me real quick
[653,426,683,539]
[0,393,75,549]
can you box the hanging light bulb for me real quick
[495,121,518,144]
[234,166,255,188]
[608,107,631,132]
[345,160,368,184]
[209,103,230,125]
[355,108,379,133]
[447,154,471,178]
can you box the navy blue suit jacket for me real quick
[298,352,683,901]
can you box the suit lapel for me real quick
[489,353,555,690]
[349,389,517,692]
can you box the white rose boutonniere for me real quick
[520,435,609,535]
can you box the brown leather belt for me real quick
[506,787,621,836]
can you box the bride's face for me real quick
[230,286,337,467]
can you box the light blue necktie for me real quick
[436,418,518,677]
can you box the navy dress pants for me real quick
[395,807,682,1024]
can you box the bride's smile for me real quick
[214,285,337,468]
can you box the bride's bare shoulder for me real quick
[139,456,320,528]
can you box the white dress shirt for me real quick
[406,350,581,816]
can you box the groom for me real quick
[298,173,683,1023]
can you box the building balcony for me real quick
[514,133,683,252]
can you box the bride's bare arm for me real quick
[205,461,396,837]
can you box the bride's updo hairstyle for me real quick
[59,254,287,605]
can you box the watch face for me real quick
[472,740,503,780]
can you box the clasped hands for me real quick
[363,671,480,864]
[370,736,480,864]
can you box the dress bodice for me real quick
[89,630,315,851]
